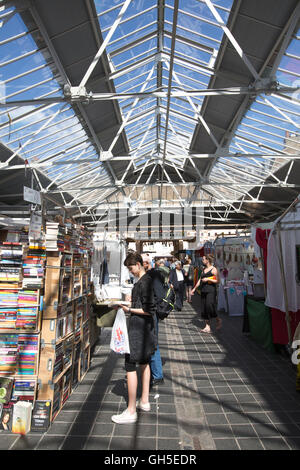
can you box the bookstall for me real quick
[0,217,95,432]
[91,238,132,328]
[0,226,42,433]
[38,220,93,422]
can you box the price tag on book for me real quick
[23,186,41,205]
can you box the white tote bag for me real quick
[110,308,130,355]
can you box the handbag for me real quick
[93,303,117,327]
[110,308,130,354]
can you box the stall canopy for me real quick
[0,0,299,227]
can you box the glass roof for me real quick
[0,0,299,222]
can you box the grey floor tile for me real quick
[1,435,21,450]
[202,403,224,414]
[10,435,41,450]
[237,438,264,450]
[36,435,65,450]
[91,422,114,436]
[60,436,87,450]
[274,422,300,437]
[284,437,300,449]
[157,438,182,450]
[85,436,110,450]
[47,422,73,435]
[158,424,180,438]
[253,423,281,438]
[230,424,258,438]
[206,413,228,425]
[55,411,79,422]
[214,438,239,450]
[260,437,291,450]
[225,412,250,424]
[209,424,233,438]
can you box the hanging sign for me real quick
[23,186,41,205]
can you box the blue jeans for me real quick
[150,315,163,380]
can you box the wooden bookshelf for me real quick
[38,235,93,422]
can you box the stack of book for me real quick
[64,223,74,252]
[0,244,23,331]
[22,243,46,289]
[52,380,62,420]
[11,379,36,402]
[82,297,89,323]
[0,334,19,376]
[73,270,81,299]
[62,368,71,404]
[61,276,71,304]
[45,222,65,251]
[82,321,89,347]
[0,289,19,308]
[0,243,23,282]
[17,334,39,375]
[18,290,38,308]
[75,310,82,342]
[16,307,38,331]
[63,338,73,369]
[53,343,63,380]
[0,308,17,330]
[62,254,72,273]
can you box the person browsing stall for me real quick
[142,254,165,387]
[169,260,185,311]
[111,252,156,424]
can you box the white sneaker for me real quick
[111,408,137,424]
[136,400,151,412]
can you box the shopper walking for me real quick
[169,260,185,311]
[158,259,170,283]
[142,254,165,387]
[111,252,156,424]
[183,258,194,303]
[191,254,221,333]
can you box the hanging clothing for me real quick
[255,228,271,284]
[265,226,300,313]
[101,258,109,284]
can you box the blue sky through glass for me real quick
[0,0,299,208]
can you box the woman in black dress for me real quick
[191,254,222,333]
[111,252,156,424]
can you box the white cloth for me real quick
[176,270,184,282]
[265,206,300,312]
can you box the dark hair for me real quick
[205,254,215,264]
[204,253,215,264]
[124,252,143,267]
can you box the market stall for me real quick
[91,237,132,327]
[265,195,300,347]
[215,235,257,316]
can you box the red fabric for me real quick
[255,228,271,283]
[271,308,300,344]
[196,247,204,257]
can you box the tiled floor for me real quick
[3,295,300,450]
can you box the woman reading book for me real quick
[111,252,156,424]
[191,254,221,334]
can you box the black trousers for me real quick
[175,281,185,310]
[200,290,217,320]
